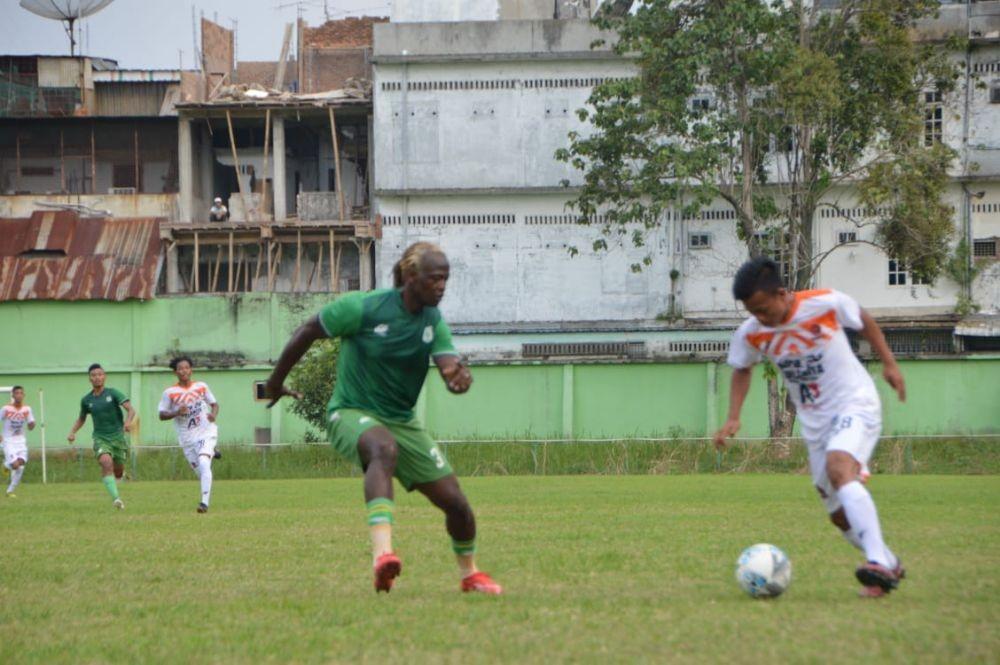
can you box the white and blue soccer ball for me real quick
[736,544,792,598]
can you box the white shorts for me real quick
[807,411,881,514]
[3,441,28,467]
[181,436,217,469]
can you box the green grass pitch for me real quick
[1,475,997,663]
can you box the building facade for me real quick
[373,2,1000,332]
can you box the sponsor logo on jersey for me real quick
[422,325,434,343]
[374,324,389,337]
[746,310,838,357]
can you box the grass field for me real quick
[1,475,997,663]
[24,437,1000,483]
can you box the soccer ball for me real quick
[736,544,792,598]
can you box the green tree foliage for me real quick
[557,0,960,287]
[287,339,340,436]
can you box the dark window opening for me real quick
[20,166,54,177]
[973,239,997,258]
[924,90,943,146]
[964,336,1000,352]
[19,249,66,258]
[112,163,140,190]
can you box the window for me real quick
[924,90,943,146]
[754,231,791,281]
[888,259,907,286]
[691,97,712,112]
[990,86,1000,105]
[838,231,857,244]
[20,166,54,177]
[888,259,928,286]
[773,125,794,153]
[112,163,139,189]
[974,239,998,258]
[688,233,711,249]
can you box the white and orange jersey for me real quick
[727,289,880,440]
[1,404,35,443]
[158,381,218,446]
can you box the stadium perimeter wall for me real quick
[0,296,997,448]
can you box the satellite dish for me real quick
[19,0,117,55]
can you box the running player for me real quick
[265,241,502,595]
[158,356,219,513]
[67,364,136,510]
[714,257,906,597]
[1,386,36,498]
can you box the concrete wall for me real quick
[421,357,1000,439]
[0,193,177,219]
[37,58,83,88]
[0,294,332,447]
[371,20,1000,324]
[499,0,554,20]
[374,18,616,60]
[391,0,499,22]
[379,193,672,323]
[374,59,633,192]
[0,296,996,449]
[379,186,1000,323]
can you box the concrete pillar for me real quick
[356,238,373,291]
[178,116,194,223]
[199,125,214,212]
[706,362,718,437]
[166,244,181,293]
[273,116,287,220]
[561,364,574,440]
[270,399,282,446]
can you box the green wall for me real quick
[0,294,328,448]
[1,296,998,448]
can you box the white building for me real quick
[373,1,1000,333]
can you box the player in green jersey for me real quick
[265,242,502,595]
[67,363,136,509]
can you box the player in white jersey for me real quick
[714,257,907,598]
[158,356,220,513]
[1,386,36,497]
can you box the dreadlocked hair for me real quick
[392,241,445,287]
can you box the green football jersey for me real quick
[319,289,458,421]
[80,387,129,438]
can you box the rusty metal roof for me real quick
[0,211,162,302]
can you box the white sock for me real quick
[197,457,213,506]
[842,526,898,567]
[7,466,24,493]
[837,481,894,568]
[841,526,864,552]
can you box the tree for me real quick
[287,338,340,437]
[557,0,959,436]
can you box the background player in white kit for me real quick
[158,356,220,513]
[1,386,36,497]
[714,257,907,598]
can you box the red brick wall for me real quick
[302,16,386,49]
[201,19,234,78]
[301,48,370,93]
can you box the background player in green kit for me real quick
[265,242,502,595]
[67,363,136,509]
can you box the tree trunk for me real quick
[767,375,796,454]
